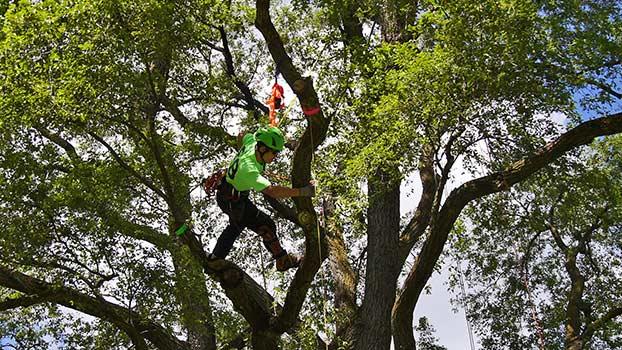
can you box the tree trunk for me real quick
[354,170,401,349]
[324,197,357,347]
[379,0,418,42]
[566,337,584,350]
[172,250,217,350]
[392,294,417,350]
[251,329,280,350]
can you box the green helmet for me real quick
[254,126,285,151]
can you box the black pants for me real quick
[212,181,280,259]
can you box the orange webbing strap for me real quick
[267,82,284,126]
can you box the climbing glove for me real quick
[298,183,316,197]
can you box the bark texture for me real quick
[354,170,401,350]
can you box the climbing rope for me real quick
[308,117,330,349]
[480,139,546,349]
[457,262,476,350]
[258,237,269,291]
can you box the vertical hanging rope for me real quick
[255,185,276,316]
[309,119,329,350]
[259,243,268,291]
[457,262,476,350]
[481,135,545,347]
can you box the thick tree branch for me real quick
[584,306,622,339]
[92,204,175,250]
[562,207,607,346]
[180,231,275,329]
[397,145,436,261]
[255,1,302,88]
[392,111,622,349]
[0,266,188,350]
[321,197,357,338]
[0,294,56,311]
[255,0,331,334]
[340,2,364,45]
[564,249,585,344]
[325,201,357,312]
[180,229,327,340]
[200,38,224,53]
[452,112,622,205]
[255,0,329,177]
[394,149,437,347]
[326,234,357,345]
[318,223,358,349]
[217,26,269,117]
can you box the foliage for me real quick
[0,302,128,349]
[449,136,622,349]
[415,316,448,350]
[0,0,620,349]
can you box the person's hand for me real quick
[299,181,316,197]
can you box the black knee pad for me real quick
[258,224,278,244]
[257,225,283,258]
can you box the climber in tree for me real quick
[208,126,314,271]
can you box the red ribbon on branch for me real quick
[302,105,321,117]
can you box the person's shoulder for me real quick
[242,133,255,145]
[238,153,262,172]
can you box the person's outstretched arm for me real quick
[262,182,315,199]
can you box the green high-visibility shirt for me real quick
[225,134,271,192]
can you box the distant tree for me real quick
[450,136,622,350]
[415,317,448,350]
